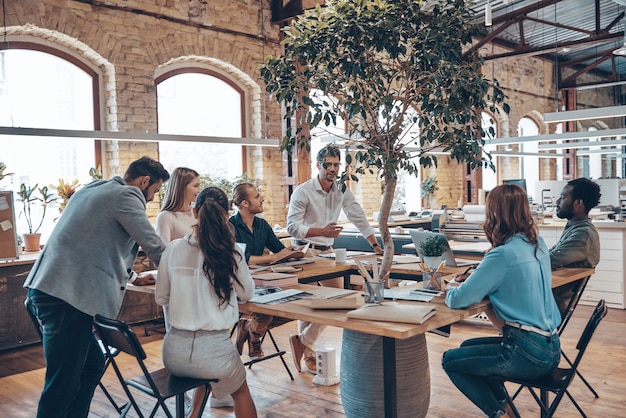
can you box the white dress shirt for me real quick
[287,176,375,247]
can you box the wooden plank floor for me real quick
[0,304,624,417]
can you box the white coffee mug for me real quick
[335,248,347,263]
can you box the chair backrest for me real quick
[576,299,607,352]
[558,275,592,336]
[94,314,147,360]
[569,299,607,371]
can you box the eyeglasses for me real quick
[321,162,341,169]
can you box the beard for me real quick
[556,206,573,219]
[141,185,151,202]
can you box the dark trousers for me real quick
[26,288,105,418]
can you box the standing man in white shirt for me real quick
[286,144,383,373]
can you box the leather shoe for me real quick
[248,332,265,360]
[235,319,249,355]
[289,334,304,372]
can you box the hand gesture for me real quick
[134,272,156,286]
[321,222,343,238]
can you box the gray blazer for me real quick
[24,176,166,318]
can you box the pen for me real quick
[411,288,442,295]
[461,265,475,275]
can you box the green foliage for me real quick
[0,162,14,181]
[260,0,508,184]
[89,166,103,181]
[420,175,438,201]
[418,235,447,257]
[17,183,57,234]
[260,0,508,276]
[199,173,263,201]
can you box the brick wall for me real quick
[4,1,621,225]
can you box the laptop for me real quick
[408,230,479,267]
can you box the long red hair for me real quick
[483,184,538,250]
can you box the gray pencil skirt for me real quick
[162,327,246,399]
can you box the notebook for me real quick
[251,272,299,287]
[270,242,310,264]
[249,288,311,304]
[346,302,436,324]
[408,230,479,267]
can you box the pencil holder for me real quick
[364,280,384,304]
[422,271,442,291]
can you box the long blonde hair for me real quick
[483,184,538,251]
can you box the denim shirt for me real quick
[446,234,561,333]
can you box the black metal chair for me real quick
[93,314,217,418]
[492,299,608,418]
[24,300,127,414]
[555,275,599,397]
[232,315,295,380]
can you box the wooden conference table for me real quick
[242,260,594,418]
[128,259,593,418]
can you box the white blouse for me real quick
[155,234,255,331]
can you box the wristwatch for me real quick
[371,242,380,249]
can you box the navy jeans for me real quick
[26,288,105,418]
[442,325,560,417]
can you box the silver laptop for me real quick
[408,230,478,267]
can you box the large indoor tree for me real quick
[260,0,508,283]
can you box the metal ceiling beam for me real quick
[483,31,623,61]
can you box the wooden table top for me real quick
[295,257,354,280]
[239,284,491,340]
[128,259,594,341]
[388,263,594,289]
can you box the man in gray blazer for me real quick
[24,156,169,418]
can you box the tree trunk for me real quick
[378,177,396,285]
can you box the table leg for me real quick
[341,330,429,418]
[382,337,397,418]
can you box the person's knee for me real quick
[231,380,251,399]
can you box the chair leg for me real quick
[565,389,588,418]
[561,350,599,398]
[98,381,126,414]
[266,329,295,380]
[242,328,295,381]
[500,385,522,418]
[175,392,185,418]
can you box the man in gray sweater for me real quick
[550,177,601,313]
[24,156,169,418]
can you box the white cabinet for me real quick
[539,224,626,309]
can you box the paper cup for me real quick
[335,248,347,263]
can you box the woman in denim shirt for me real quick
[442,184,562,418]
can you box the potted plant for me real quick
[17,183,57,251]
[418,235,447,271]
[420,176,438,209]
[0,162,14,183]
[50,178,81,212]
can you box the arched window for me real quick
[156,70,244,178]
[0,46,98,237]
